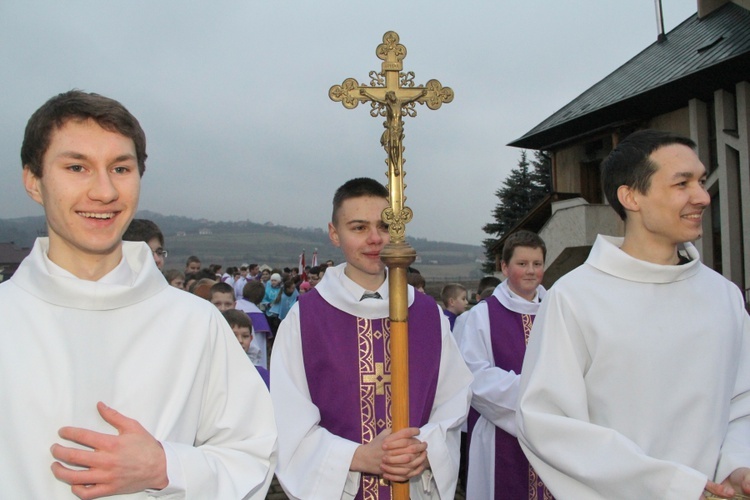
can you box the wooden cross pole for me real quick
[330,31,453,499]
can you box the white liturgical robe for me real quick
[0,239,278,499]
[517,235,750,499]
[458,280,545,500]
[270,264,473,500]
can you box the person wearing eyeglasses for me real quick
[123,218,168,270]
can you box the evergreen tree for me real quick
[481,150,551,273]
[530,150,552,193]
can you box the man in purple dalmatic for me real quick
[270,177,472,499]
[457,230,553,499]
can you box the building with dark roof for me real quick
[502,0,749,302]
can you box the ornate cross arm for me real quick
[329,31,453,245]
[329,77,453,112]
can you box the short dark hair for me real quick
[441,283,466,304]
[476,276,501,296]
[223,309,253,331]
[163,268,184,283]
[186,255,201,266]
[407,272,425,289]
[502,230,546,264]
[123,219,164,247]
[242,280,266,304]
[602,129,696,221]
[192,268,216,281]
[332,177,389,224]
[21,90,147,177]
[209,282,235,301]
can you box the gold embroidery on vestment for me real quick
[357,317,393,498]
[522,314,533,345]
[528,444,554,499]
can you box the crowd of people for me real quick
[157,252,340,375]
[2,89,750,500]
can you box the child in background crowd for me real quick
[163,269,185,290]
[209,282,236,312]
[440,283,468,330]
[236,280,273,370]
[272,279,299,321]
[185,255,201,275]
[222,309,270,389]
[263,273,283,333]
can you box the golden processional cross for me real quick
[330,30,453,500]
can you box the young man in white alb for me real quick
[517,129,750,500]
[0,90,277,498]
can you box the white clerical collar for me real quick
[590,235,701,283]
[315,263,414,319]
[43,246,138,286]
[338,266,389,302]
[493,279,545,315]
[13,238,166,311]
[504,282,541,303]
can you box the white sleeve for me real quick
[411,306,473,499]
[155,313,278,499]
[451,311,469,347]
[716,306,750,482]
[516,289,706,500]
[458,303,520,436]
[270,305,361,500]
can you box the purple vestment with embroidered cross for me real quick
[299,289,442,500]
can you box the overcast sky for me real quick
[0,1,697,245]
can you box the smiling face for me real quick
[23,118,140,279]
[619,144,710,262]
[328,195,390,290]
[501,246,545,302]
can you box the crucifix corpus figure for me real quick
[330,32,453,229]
[359,88,425,177]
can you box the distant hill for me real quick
[0,211,485,280]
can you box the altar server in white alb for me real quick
[270,177,473,499]
[457,230,553,499]
[0,90,277,499]
[517,129,750,500]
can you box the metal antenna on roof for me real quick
[655,0,667,42]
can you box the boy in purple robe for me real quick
[440,283,468,330]
[236,279,272,369]
[457,230,553,499]
[270,177,472,499]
